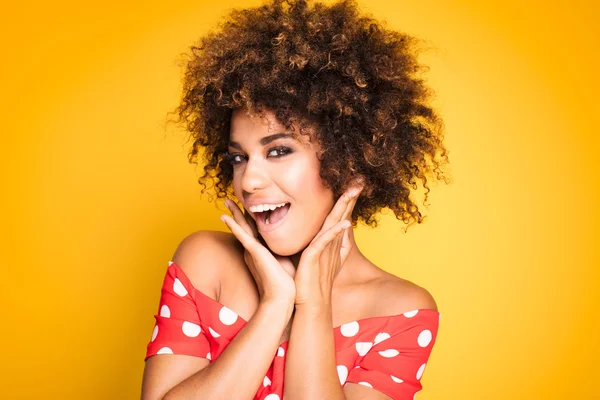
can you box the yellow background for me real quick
[2,0,598,398]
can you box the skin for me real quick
[141,107,437,399]
[223,108,437,399]
[227,107,374,292]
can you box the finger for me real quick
[308,220,352,256]
[327,188,356,225]
[220,214,261,252]
[225,201,270,252]
[242,209,260,239]
[322,186,363,231]
[339,224,352,263]
[341,189,360,222]
[225,199,255,237]
[313,189,360,244]
[275,255,296,278]
[242,209,271,249]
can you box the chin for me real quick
[260,231,312,257]
[252,207,322,257]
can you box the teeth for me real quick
[248,202,288,213]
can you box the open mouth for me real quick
[253,203,291,231]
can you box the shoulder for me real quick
[172,230,242,263]
[372,273,438,316]
[170,230,244,299]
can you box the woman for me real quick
[142,0,450,398]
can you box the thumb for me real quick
[275,255,296,278]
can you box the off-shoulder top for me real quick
[145,261,440,399]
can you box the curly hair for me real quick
[171,0,451,229]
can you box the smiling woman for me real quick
[141,0,450,399]
[227,108,337,256]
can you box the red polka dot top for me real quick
[146,261,440,399]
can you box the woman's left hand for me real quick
[293,184,363,306]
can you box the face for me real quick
[228,108,335,256]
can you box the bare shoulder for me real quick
[371,272,438,315]
[141,231,246,400]
[142,230,243,400]
[170,230,244,300]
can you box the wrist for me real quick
[295,287,332,308]
[294,302,334,333]
[260,297,295,320]
[294,300,332,317]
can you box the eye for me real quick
[267,146,292,158]
[224,152,246,165]
[224,146,292,166]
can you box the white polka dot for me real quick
[378,349,400,358]
[391,375,403,383]
[358,382,373,388]
[403,309,419,318]
[264,376,271,387]
[418,329,432,347]
[173,278,188,297]
[168,261,173,266]
[264,394,280,400]
[340,321,360,337]
[416,363,426,380]
[277,346,285,357]
[206,352,211,360]
[219,306,238,325]
[355,342,373,356]
[182,321,201,337]
[160,304,170,318]
[157,347,173,354]
[337,365,348,385]
[374,332,391,345]
[209,327,220,338]
[151,325,158,342]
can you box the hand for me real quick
[293,183,363,306]
[221,199,296,306]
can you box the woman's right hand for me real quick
[221,199,296,307]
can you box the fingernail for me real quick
[220,215,226,223]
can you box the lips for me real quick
[253,203,291,233]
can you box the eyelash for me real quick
[224,146,293,165]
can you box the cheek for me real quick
[280,155,319,192]
[283,157,334,223]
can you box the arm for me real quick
[284,280,438,400]
[283,186,362,399]
[284,274,439,400]
[162,299,293,399]
[283,300,347,399]
[282,302,396,400]
[141,231,294,400]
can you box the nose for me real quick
[240,157,269,194]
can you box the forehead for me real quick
[230,108,285,137]
[229,108,316,147]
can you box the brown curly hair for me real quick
[172,0,451,229]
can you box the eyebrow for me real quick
[228,133,296,149]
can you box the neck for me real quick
[288,225,366,288]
